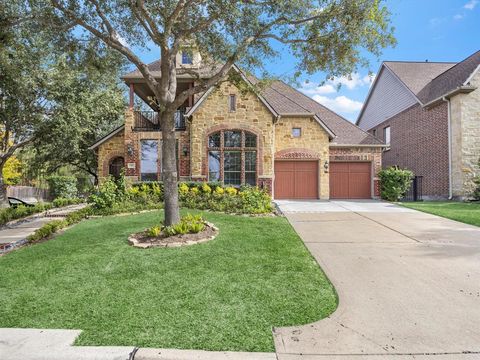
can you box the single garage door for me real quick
[330,162,371,199]
[274,161,318,199]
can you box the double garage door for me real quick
[274,161,371,199]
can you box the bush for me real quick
[88,176,126,210]
[378,166,414,201]
[47,176,78,199]
[472,159,480,201]
[0,203,54,227]
[52,197,83,207]
[162,213,205,236]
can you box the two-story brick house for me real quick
[357,50,480,200]
[90,52,384,200]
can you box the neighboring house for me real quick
[357,50,480,200]
[90,51,383,200]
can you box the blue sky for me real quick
[133,0,479,122]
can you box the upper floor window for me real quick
[292,127,301,138]
[229,94,236,112]
[181,51,193,65]
[372,129,377,137]
[207,130,257,186]
[383,126,391,146]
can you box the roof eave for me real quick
[88,125,125,150]
[422,86,476,108]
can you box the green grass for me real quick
[0,210,337,352]
[401,201,480,227]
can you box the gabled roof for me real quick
[89,125,125,150]
[384,61,456,97]
[417,50,480,104]
[122,59,224,81]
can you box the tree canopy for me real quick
[20,0,395,222]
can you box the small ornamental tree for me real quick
[378,166,414,202]
[30,0,396,225]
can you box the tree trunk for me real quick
[0,162,7,208]
[161,110,181,226]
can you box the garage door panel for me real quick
[330,162,371,199]
[274,160,318,199]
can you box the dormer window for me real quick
[181,51,193,65]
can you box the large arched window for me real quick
[208,130,257,186]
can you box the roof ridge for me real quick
[276,80,380,142]
[383,60,457,64]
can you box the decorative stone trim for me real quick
[275,148,320,160]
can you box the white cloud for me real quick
[453,14,464,20]
[312,95,363,114]
[300,72,375,96]
[464,0,478,10]
[429,17,446,27]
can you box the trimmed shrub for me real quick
[162,214,205,236]
[88,176,126,210]
[0,203,53,227]
[47,176,78,199]
[52,197,83,207]
[378,166,414,201]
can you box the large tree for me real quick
[0,2,125,205]
[35,0,395,225]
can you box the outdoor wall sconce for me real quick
[127,144,134,157]
[324,160,329,172]
[182,146,189,157]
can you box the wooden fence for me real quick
[6,186,50,201]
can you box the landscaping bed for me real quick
[400,201,480,227]
[0,210,337,352]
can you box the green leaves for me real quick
[378,166,414,202]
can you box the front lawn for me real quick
[400,201,480,227]
[0,210,337,352]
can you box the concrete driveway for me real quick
[273,200,480,359]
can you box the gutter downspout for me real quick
[443,96,453,200]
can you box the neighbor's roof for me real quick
[417,50,480,104]
[384,61,456,97]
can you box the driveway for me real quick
[273,200,480,359]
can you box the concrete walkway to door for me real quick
[274,200,480,359]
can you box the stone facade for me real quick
[96,79,381,199]
[450,70,480,199]
[96,129,125,181]
[274,117,330,199]
[368,102,450,199]
[329,146,383,198]
[190,81,275,183]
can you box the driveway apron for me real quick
[273,200,480,359]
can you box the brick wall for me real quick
[368,102,449,199]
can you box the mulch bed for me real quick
[128,222,219,248]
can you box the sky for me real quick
[132,0,479,122]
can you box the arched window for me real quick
[208,130,257,186]
[109,157,124,179]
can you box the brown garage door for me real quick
[330,162,371,199]
[274,161,318,199]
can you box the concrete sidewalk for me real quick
[0,328,276,360]
[0,204,86,252]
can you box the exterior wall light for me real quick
[127,144,134,157]
[324,160,329,171]
[182,146,189,157]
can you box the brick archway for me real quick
[275,148,321,160]
[102,151,125,177]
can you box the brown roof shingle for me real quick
[417,50,480,104]
[384,61,455,96]
[261,81,383,145]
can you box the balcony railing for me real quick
[133,110,186,131]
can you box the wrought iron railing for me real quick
[133,109,186,131]
[403,176,423,201]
